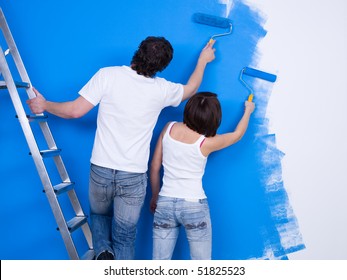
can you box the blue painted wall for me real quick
[0,0,304,259]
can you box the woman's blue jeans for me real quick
[153,196,212,260]
[89,163,147,260]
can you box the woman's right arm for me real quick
[149,123,170,213]
[201,101,255,156]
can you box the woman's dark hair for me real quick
[183,92,222,137]
[131,36,173,78]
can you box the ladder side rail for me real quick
[67,189,87,217]
[53,154,72,183]
[0,47,43,167]
[0,9,66,177]
[81,223,93,249]
[66,188,93,250]
[1,9,59,151]
[0,47,80,260]
[38,121,59,149]
[0,8,35,99]
[66,188,93,252]
[66,188,94,249]
[40,121,72,183]
[1,9,93,258]
[1,9,73,186]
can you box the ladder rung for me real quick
[15,114,48,122]
[29,149,61,157]
[39,148,62,158]
[66,216,88,233]
[0,80,30,89]
[26,114,48,122]
[53,182,75,195]
[81,249,95,260]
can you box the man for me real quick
[27,36,215,260]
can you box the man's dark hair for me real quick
[183,92,222,137]
[131,36,173,78]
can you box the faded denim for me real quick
[153,196,212,260]
[89,163,147,260]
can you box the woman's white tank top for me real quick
[159,122,207,199]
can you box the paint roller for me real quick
[239,67,277,102]
[192,12,232,43]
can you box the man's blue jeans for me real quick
[152,196,212,260]
[89,163,147,260]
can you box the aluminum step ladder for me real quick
[0,8,94,260]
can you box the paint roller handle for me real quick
[245,100,255,114]
[248,94,254,102]
[200,39,216,63]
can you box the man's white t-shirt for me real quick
[79,66,184,173]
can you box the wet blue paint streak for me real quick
[254,134,305,258]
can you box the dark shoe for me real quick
[96,250,114,260]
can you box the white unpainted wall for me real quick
[240,0,347,259]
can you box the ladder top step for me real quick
[0,80,30,89]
